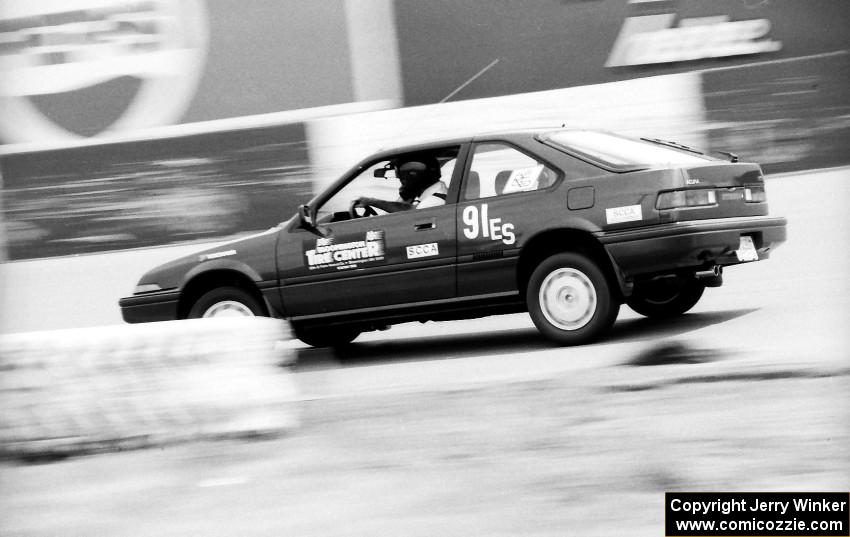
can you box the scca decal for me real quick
[406,243,439,259]
[462,204,516,245]
[304,230,385,270]
[606,204,642,225]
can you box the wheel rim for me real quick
[538,268,597,331]
[202,300,255,318]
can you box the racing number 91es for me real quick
[462,204,516,245]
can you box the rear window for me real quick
[542,130,710,171]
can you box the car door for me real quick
[278,146,466,318]
[456,141,562,297]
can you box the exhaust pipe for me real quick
[694,265,723,287]
[695,265,721,279]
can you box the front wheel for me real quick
[526,253,619,345]
[626,276,705,318]
[187,286,267,319]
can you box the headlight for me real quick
[134,283,163,294]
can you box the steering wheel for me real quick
[349,201,378,219]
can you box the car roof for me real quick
[364,126,569,161]
[365,136,472,161]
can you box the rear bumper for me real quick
[597,216,787,276]
[118,291,181,323]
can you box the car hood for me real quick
[134,226,282,292]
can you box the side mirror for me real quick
[298,204,328,237]
[298,204,314,228]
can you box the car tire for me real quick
[187,286,267,318]
[291,322,360,348]
[626,276,705,318]
[526,252,619,345]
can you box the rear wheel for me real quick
[292,322,360,348]
[627,276,705,318]
[188,286,267,318]
[526,252,619,345]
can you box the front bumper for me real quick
[118,290,181,323]
[597,216,787,277]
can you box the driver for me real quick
[351,159,447,215]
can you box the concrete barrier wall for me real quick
[0,317,297,460]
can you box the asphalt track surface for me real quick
[1,168,848,536]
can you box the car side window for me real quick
[463,143,558,200]
[315,146,460,223]
[315,161,396,223]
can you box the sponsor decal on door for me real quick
[304,230,385,271]
[406,243,439,259]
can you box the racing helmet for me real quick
[397,157,440,201]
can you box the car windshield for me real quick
[543,130,710,170]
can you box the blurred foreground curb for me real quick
[0,318,298,461]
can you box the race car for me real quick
[119,129,787,347]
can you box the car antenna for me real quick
[437,58,500,104]
[380,58,501,151]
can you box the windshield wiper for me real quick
[641,137,705,156]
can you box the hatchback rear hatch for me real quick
[540,130,770,222]
[657,162,770,221]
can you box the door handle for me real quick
[414,222,435,231]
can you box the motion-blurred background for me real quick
[1,5,848,535]
[1,0,848,261]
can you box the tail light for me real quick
[744,185,767,203]
[656,189,717,210]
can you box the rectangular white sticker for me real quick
[406,243,439,259]
[606,204,643,224]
